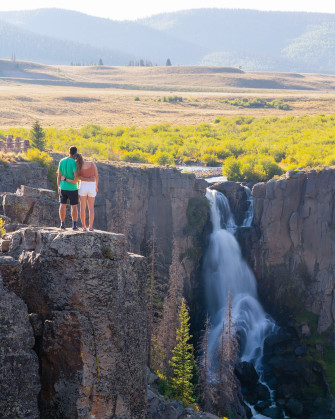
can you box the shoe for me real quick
[82,227,87,231]
[72,226,79,231]
[60,225,66,230]
[89,227,94,231]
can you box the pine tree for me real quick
[166,58,172,66]
[30,121,46,151]
[169,298,196,405]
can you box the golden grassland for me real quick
[2,61,335,128]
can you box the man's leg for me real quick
[59,203,66,227]
[71,204,78,223]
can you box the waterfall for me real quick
[203,188,277,374]
[241,185,254,228]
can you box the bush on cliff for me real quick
[0,218,5,236]
[223,154,283,182]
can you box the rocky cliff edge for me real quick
[0,227,147,419]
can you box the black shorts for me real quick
[59,189,79,205]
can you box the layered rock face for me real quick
[1,161,208,302]
[0,270,40,418]
[251,168,335,332]
[0,227,147,418]
[0,162,49,193]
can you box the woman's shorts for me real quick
[79,181,96,197]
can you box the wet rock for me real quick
[255,400,271,412]
[285,398,303,416]
[235,361,259,386]
[210,181,249,225]
[294,345,308,356]
[261,406,284,418]
[301,324,311,338]
[256,383,271,401]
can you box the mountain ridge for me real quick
[0,8,335,72]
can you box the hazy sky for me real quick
[1,0,335,21]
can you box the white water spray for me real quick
[203,188,277,374]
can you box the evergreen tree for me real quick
[30,121,46,151]
[166,58,172,66]
[98,58,104,65]
[169,298,196,405]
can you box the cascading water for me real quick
[203,188,277,376]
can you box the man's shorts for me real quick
[79,181,97,198]
[59,189,79,205]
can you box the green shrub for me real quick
[121,150,149,163]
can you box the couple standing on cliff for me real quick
[57,146,99,231]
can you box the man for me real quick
[57,146,79,230]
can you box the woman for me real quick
[62,153,98,231]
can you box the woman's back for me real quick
[79,161,95,178]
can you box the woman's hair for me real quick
[75,153,84,172]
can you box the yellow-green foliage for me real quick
[2,114,335,182]
[25,148,57,191]
[0,218,5,236]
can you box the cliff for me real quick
[251,168,335,333]
[0,227,147,418]
[1,161,209,313]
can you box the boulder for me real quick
[235,361,259,387]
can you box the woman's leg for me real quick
[79,195,88,228]
[87,196,95,229]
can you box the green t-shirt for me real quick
[58,157,79,191]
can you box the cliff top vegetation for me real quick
[2,113,335,182]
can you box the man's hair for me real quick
[69,146,77,156]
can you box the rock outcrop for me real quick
[0,227,147,418]
[251,168,335,332]
[210,181,249,226]
[3,185,59,227]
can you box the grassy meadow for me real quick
[2,114,335,183]
[2,63,335,182]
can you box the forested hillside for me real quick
[0,19,133,65]
[1,8,335,72]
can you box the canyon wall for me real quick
[0,227,147,418]
[1,161,209,306]
[250,168,335,333]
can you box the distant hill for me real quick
[0,19,133,65]
[0,9,207,65]
[1,8,335,72]
[140,8,335,73]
